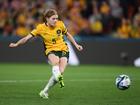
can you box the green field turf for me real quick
[0,63,140,105]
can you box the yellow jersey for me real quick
[31,21,69,55]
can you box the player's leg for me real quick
[59,57,68,74]
[43,75,57,92]
[39,53,60,98]
[59,51,69,74]
[58,57,68,88]
[48,53,61,81]
[48,53,65,88]
[39,75,57,99]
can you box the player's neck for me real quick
[45,23,55,28]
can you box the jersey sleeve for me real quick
[30,24,42,36]
[61,21,68,35]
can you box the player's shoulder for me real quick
[56,20,66,29]
[36,23,45,29]
[56,20,65,26]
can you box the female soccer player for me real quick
[9,9,83,99]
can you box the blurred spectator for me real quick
[0,0,140,39]
[117,18,132,39]
[99,1,113,35]
[109,0,122,18]
[68,0,89,36]
[0,8,9,35]
[15,23,30,37]
[66,0,86,9]
[109,0,122,31]
[3,20,14,36]
[89,0,103,36]
[100,1,110,15]
[120,0,138,19]
[131,7,140,38]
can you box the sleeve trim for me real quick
[30,33,35,37]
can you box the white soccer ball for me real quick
[115,74,131,90]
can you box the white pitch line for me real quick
[0,79,113,83]
[0,80,46,83]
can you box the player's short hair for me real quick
[43,9,58,23]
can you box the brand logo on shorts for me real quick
[62,51,66,56]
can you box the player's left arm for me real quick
[66,32,83,51]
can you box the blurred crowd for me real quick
[0,0,140,39]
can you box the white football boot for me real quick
[39,90,49,99]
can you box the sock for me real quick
[43,75,57,93]
[52,65,61,81]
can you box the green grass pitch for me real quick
[0,63,140,105]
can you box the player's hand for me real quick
[9,43,18,47]
[76,44,83,51]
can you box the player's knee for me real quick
[50,60,59,66]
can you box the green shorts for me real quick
[47,51,69,59]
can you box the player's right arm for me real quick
[9,34,33,48]
[9,24,42,48]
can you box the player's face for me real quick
[47,15,58,27]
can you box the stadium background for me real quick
[0,0,140,65]
[0,0,140,105]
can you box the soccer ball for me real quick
[115,74,131,90]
